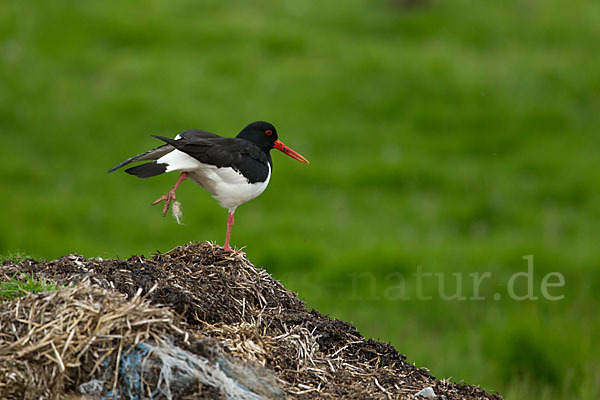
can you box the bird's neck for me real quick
[236,133,273,155]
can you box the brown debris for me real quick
[0,282,283,400]
[1,242,502,399]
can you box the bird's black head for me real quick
[236,121,279,151]
[237,121,310,164]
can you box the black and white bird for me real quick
[109,121,309,252]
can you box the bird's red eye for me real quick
[265,130,273,136]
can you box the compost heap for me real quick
[0,243,502,400]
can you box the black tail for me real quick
[108,143,174,173]
[125,161,168,178]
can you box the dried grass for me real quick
[0,282,283,400]
[1,243,502,400]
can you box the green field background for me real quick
[1,1,599,398]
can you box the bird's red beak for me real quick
[274,139,310,164]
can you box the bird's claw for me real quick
[152,190,176,216]
[218,245,246,257]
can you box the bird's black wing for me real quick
[108,144,173,173]
[108,129,221,173]
[153,135,271,183]
[178,129,221,141]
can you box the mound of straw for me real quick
[1,243,502,399]
[0,282,283,400]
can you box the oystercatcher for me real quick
[109,121,309,252]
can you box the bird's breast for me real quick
[190,163,271,211]
[157,149,272,211]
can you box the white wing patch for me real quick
[158,150,203,173]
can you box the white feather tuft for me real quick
[172,200,183,224]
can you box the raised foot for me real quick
[152,190,176,216]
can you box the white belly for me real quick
[157,149,270,211]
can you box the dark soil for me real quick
[1,243,502,400]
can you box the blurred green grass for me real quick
[1,0,599,398]
[0,272,62,301]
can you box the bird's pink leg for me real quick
[223,211,235,252]
[153,172,188,216]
